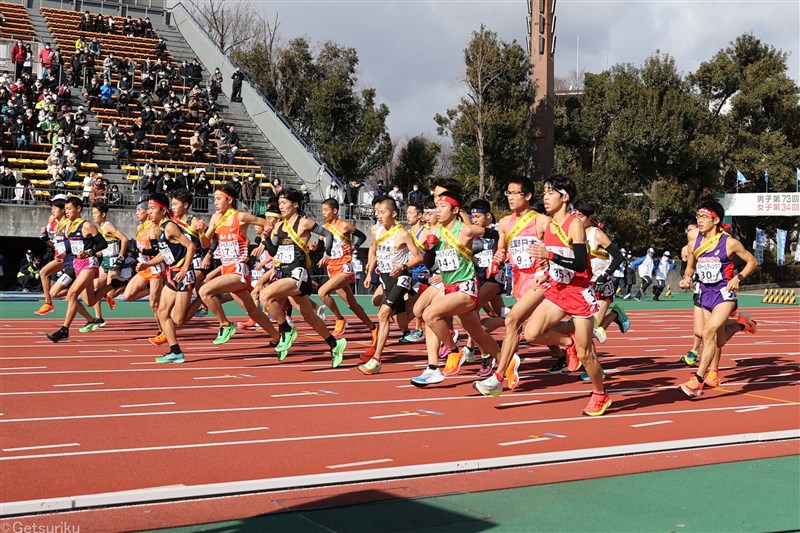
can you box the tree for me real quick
[185,0,273,55]
[435,26,533,200]
[394,136,441,193]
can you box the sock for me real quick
[428,364,438,370]
[448,347,459,354]
[493,371,504,382]
[401,330,410,337]
[696,373,705,383]
[170,344,181,354]
[325,335,337,349]
[278,321,292,333]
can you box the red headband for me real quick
[698,207,731,230]
[440,196,461,210]
[147,199,170,212]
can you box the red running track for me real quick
[1,307,798,514]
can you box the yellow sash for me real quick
[283,216,311,268]
[590,248,609,260]
[135,220,153,240]
[505,210,540,246]
[550,219,572,247]
[439,223,473,259]
[159,218,185,267]
[59,217,85,236]
[100,221,119,242]
[326,220,350,246]
[409,225,425,250]
[174,215,201,239]
[376,222,402,246]
[213,208,237,232]
[693,231,724,259]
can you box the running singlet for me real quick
[694,233,734,286]
[475,228,495,269]
[216,209,249,266]
[135,221,165,275]
[587,226,611,283]
[326,220,352,265]
[375,223,410,274]
[274,216,309,270]
[505,213,546,274]
[543,215,592,288]
[173,214,204,261]
[64,218,92,257]
[434,220,476,286]
[156,220,187,267]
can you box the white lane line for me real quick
[119,402,176,409]
[193,376,239,380]
[370,412,421,420]
[326,458,393,470]
[270,391,320,398]
[207,427,269,435]
[735,406,769,413]
[766,373,792,377]
[3,443,80,452]
[499,437,550,446]
[1,366,47,370]
[313,369,349,373]
[79,350,118,353]
[631,420,673,428]
[499,400,542,407]
[644,348,667,352]
[53,382,104,388]
[396,385,415,388]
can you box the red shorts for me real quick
[512,269,546,299]
[444,278,479,309]
[544,282,598,319]
[222,263,251,292]
[327,261,355,283]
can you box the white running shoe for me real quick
[473,374,503,397]
[316,304,327,322]
[593,325,607,344]
[411,367,445,387]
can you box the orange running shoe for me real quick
[370,325,378,346]
[566,334,582,372]
[705,369,721,387]
[34,302,55,316]
[148,331,168,346]
[505,353,521,390]
[105,294,116,311]
[679,374,704,397]
[333,319,348,337]
[360,345,376,363]
[583,391,612,416]
[736,311,758,334]
[442,349,466,376]
[237,317,257,329]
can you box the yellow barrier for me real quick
[761,288,798,305]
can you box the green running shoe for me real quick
[277,349,289,362]
[681,349,698,366]
[610,302,630,333]
[155,352,185,364]
[275,326,298,352]
[79,320,98,333]
[212,323,237,345]
[331,338,347,368]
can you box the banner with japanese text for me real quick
[776,229,787,266]
[755,229,766,265]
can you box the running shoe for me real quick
[359,357,382,375]
[477,356,496,377]
[194,307,208,318]
[593,324,607,344]
[679,374,704,398]
[506,353,521,390]
[105,294,116,311]
[274,326,297,352]
[316,304,327,322]
[566,334,582,372]
[91,318,106,330]
[360,345,376,363]
[79,320,99,333]
[370,325,378,346]
[623,294,631,300]
[155,352,185,364]
[213,323,237,345]
[681,349,699,367]
[34,302,55,316]
[705,369,721,387]
[399,329,424,343]
[237,317,257,330]
[582,391,612,416]
[331,338,347,368]
[548,357,569,374]
[736,311,758,334]
[148,331,168,346]
[411,367,445,387]
[473,374,502,397]
[610,303,630,333]
[461,346,477,363]
[438,343,450,359]
[500,306,511,318]
[452,329,460,345]
[443,350,466,376]
[580,368,606,381]
[333,319,348,337]
[47,327,69,342]
[277,349,289,362]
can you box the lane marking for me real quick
[644,348,666,352]
[53,382,104,388]
[119,402,176,409]
[3,443,80,452]
[326,458,393,470]
[207,427,269,435]
[499,436,550,446]
[193,376,240,380]
[631,420,673,428]
[735,406,769,413]
[271,390,337,398]
[499,400,542,407]
[78,350,118,354]
[1,366,47,370]
[543,433,566,438]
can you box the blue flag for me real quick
[736,170,748,185]
[764,168,769,183]
[796,167,800,182]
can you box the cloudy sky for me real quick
[255,0,799,141]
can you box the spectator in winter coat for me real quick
[408,183,423,205]
[631,247,655,301]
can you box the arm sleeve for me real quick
[207,238,218,254]
[310,223,334,256]
[550,244,588,273]
[88,233,108,254]
[482,227,500,241]
[423,248,437,269]
[471,239,485,254]
[264,234,278,257]
[603,243,624,276]
[351,228,367,250]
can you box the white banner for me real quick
[794,240,800,264]
[755,229,766,265]
[776,229,787,266]
[719,193,800,217]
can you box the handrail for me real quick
[167,1,340,187]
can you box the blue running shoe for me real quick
[155,352,185,364]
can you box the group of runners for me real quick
[34,174,759,416]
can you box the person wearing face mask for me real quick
[226,172,242,200]
[193,170,210,212]
[243,174,259,204]
[408,183,423,205]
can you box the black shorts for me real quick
[477,265,506,287]
[380,272,411,315]
[165,268,195,292]
[278,266,313,296]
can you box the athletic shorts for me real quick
[380,272,411,315]
[593,278,616,300]
[191,255,211,274]
[327,262,355,283]
[56,267,76,288]
[544,282,599,319]
[693,282,702,308]
[277,266,312,297]
[165,267,196,293]
[222,263,252,292]
[476,265,506,287]
[73,256,99,277]
[100,255,120,272]
[443,277,479,309]
[512,269,545,300]
[698,282,737,312]
[136,267,164,283]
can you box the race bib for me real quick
[68,238,84,255]
[219,240,241,263]
[457,278,479,299]
[331,241,344,259]
[275,245,295,264]
[475,249,493,268]
[508,237,535,269]
[397,275,412,290]
[436,248,459,272]
[102,241,120,257]
[582,286,598,307]
[696,262,722,284]
[150,262,166,274]
[157,241,176,266]
[548,246,576,284]
[351,258,363,273]
[55,240,66,255]
[377,258,393,273]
